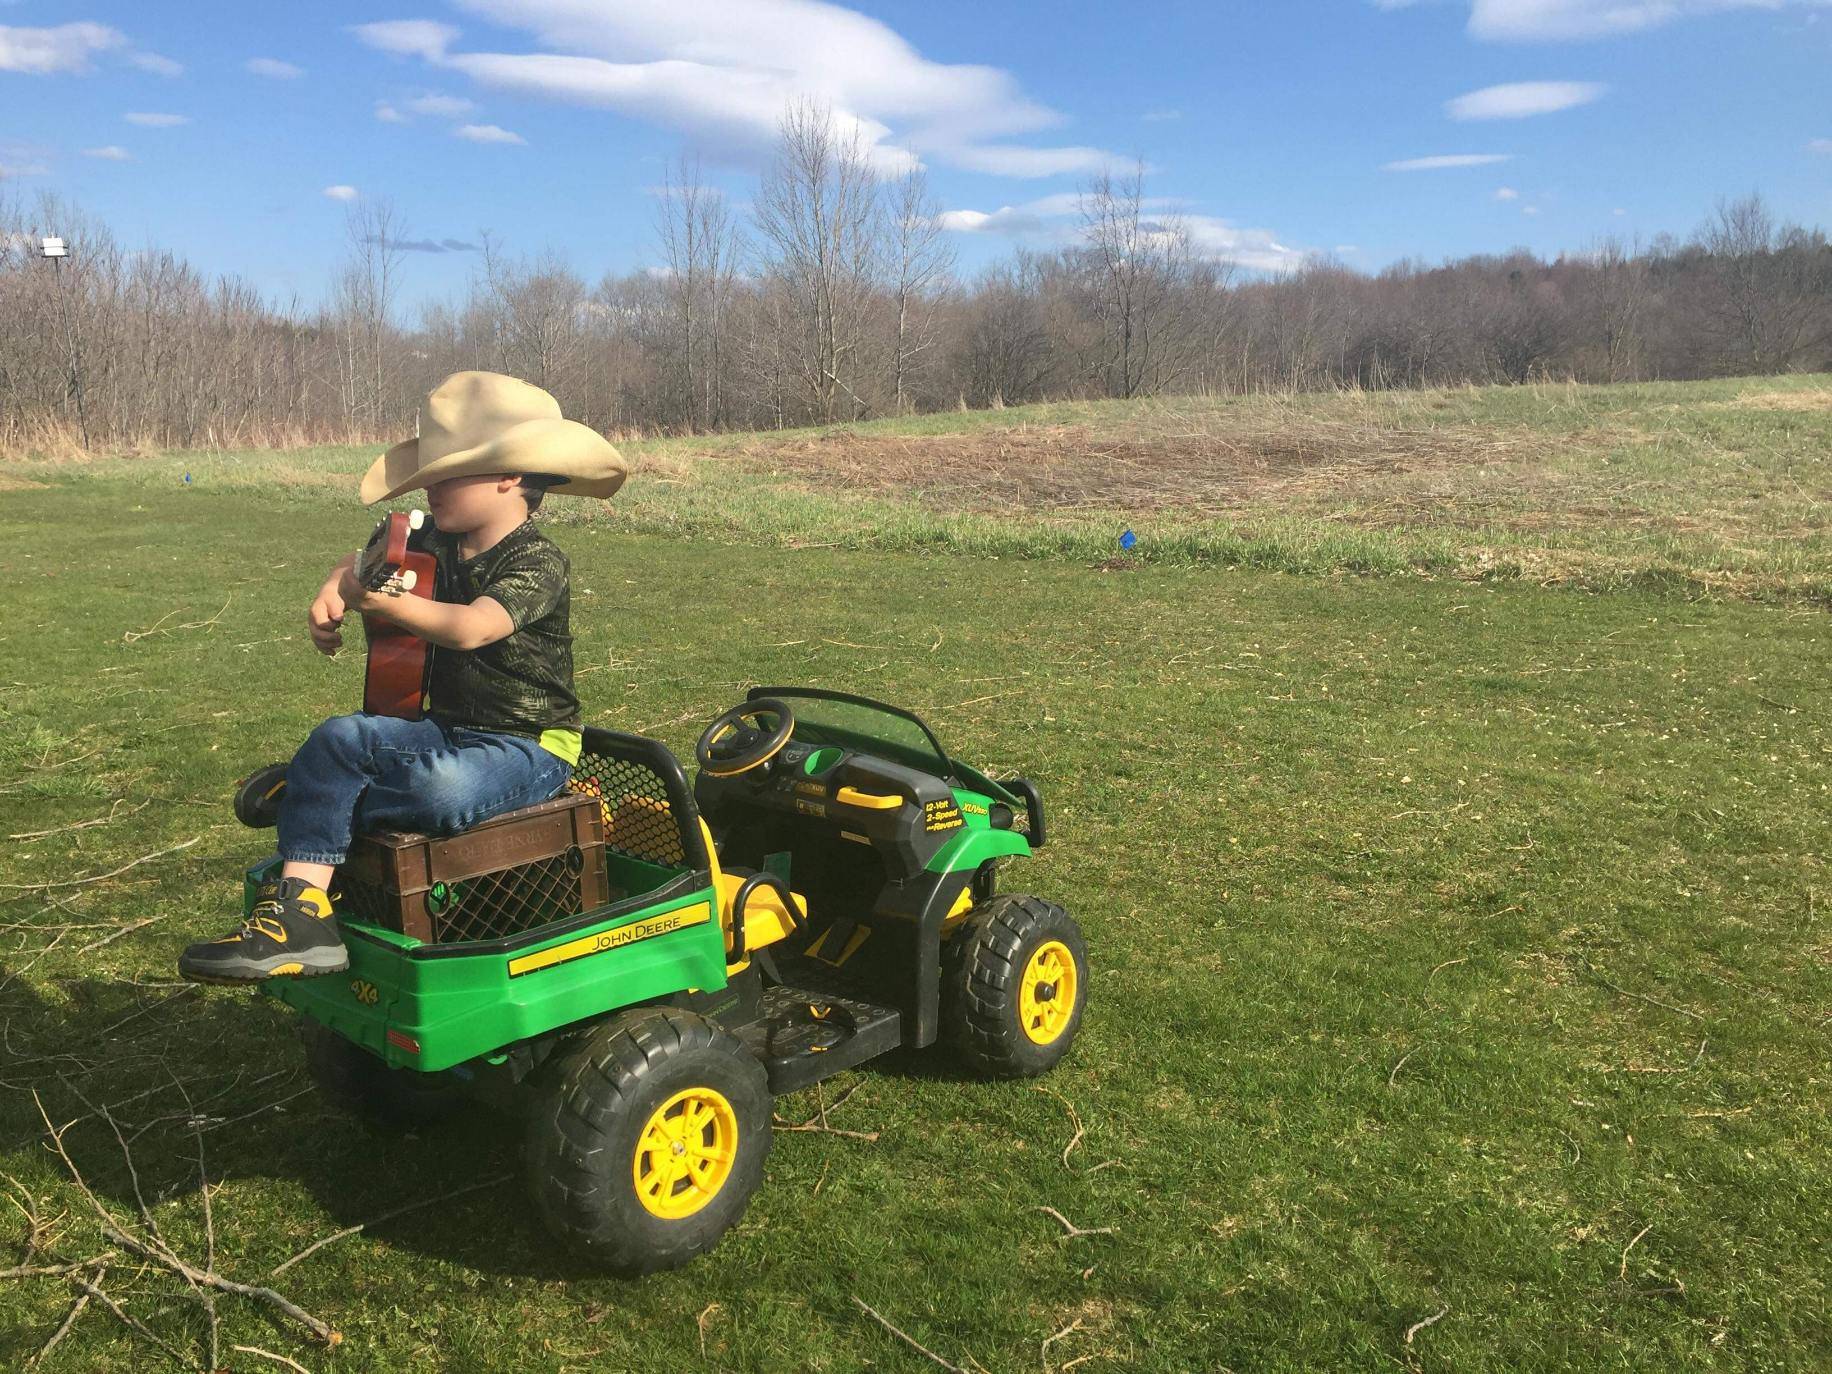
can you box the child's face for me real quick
[424,473,526,532]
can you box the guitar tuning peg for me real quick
[408,509,426,530]
[397,570,417,592]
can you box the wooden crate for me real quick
[333,792,609,944]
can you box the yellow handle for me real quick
[836,786,902,810]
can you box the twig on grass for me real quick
[1034,1083,1085,1169]
[774,1081,880,1141]
[0,836,201,893]
[1037,1205,1115,1241]
[1584,965,1705,1022]
[8,799,150,842]
[1387,1045,1424,1088]
[1403,1305,1449,1345]
[1041,1317,1085,1374]
[232,1346,311,1374]
[1426,956,1468,983]
[1619,1224,1652,1280]
[850,1295,966,1373]
[68,1269,198,1369]
[271,1173,515,1275]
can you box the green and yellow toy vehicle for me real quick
[252,687,1085,1273]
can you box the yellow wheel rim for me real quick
[1018,940,1078,1046]
[632,1087,739,1220]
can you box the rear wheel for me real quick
[524,1007,771,1274]
[941,894,1087,1077]
[300,1019,466,1130]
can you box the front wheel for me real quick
[941,894,1087,1077]
[524,1007,771,1274]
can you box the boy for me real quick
[179,371,626,983]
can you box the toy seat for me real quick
[695,819,805,959]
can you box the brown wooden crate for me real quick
[334,792,609,943]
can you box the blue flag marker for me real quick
[183,471,192,486]
[1119,528,1136,552]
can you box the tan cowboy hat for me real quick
[360,370,628,506]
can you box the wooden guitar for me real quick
[359,510,438,719]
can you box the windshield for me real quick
[747,687,952,777]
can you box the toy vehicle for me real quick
[252,687,1085,1273]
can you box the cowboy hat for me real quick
[359,370,628,506]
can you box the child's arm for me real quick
[336,563,516,652]
[307,552,360,656]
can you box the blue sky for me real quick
[3,1,1830,312]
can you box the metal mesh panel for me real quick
[332,847,589,944]
[423,848,586,943]
[567,750,688,867]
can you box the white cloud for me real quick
[0,21,124,74]
[247,57,304,79]
[375,102,407,123]
[323,184,359,200]
[948,144,1112,177]
[1522,204,1541,215]
[1612,206,1627,214]
[454,122,526,144]
[1383,153,1513,170]
[82,145,131,160]
[350,20,459,61]
[129,51,183,76]
[1494,185,1520,199]
[1381,1,1832,41]
[938,192,1308,273]
[1809,138,1832,153]
[350,1,1121,178]
[125,112,189,127]
[406,92,475,116]
[1447,81,1606,119]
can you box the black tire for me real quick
[524,1007,771,1275]
[941,894,1087,1078]
[300,1019,468,1130]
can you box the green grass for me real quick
[1,382,1829,1371]
[10,372,1831,601]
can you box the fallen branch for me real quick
[1037,1205,1115,1241]
[271,1173,514,1275]
[1387,1045,1424,1088]
[851,1295,966,1373]
[29,1260,105,1370]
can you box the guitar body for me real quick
[359,511,438,719]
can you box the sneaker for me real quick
[232,763,289,828]
[179,877,349,984]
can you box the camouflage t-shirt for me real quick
[418,518,582,763]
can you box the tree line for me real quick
[3,100,1829,456]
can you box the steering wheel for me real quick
[696,698,796,778]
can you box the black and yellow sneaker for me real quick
[178,877,348,984]
[232,762,289,828]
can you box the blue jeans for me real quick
[277,713,572,866]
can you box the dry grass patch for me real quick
[711,401,1555,519]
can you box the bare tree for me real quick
[1076,163,1200,398]
[885,164,954,414]
[654,157,743,430]
[330,197,405,430]
[752,99,885,422]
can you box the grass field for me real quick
[1,376,1828,1372]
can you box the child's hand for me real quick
[308,586,345,655]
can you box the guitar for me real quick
[358,510,438,719]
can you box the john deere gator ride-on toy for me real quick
[240,687,1085,1273]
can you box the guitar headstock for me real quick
[359,509,429,595]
